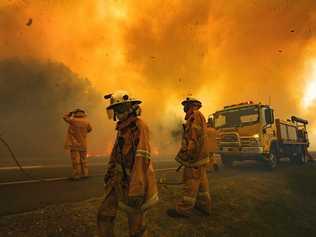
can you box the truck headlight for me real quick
[252,134,260,139]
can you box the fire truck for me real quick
[208,102,310,169]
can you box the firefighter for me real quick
[305,148,314,165]
[97,91,159,237]
[206,117,219,172]
[167,97,211,218]
[63,109,92,180]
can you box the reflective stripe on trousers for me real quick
[176,165,211,215]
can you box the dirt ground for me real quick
[1,163,316,237]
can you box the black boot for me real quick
[194,205,210,216]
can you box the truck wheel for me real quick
[266,149,277,170]
[289,154,296,164]
[222,156,233,167]
[291,147,306,165]
[297,150,306,165]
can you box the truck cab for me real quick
[211,102,277,168]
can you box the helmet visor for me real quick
[106,108,114,120]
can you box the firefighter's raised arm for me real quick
[63,112,73,123]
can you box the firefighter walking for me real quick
[97,91,159,237]
[167,97,211,217]
[63,109,92,180]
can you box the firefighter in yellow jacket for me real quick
[167,97,211,217]
[98,91,159,237]
[63,109,92,180]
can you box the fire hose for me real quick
[0,135,44,182]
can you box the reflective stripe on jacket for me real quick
[104,116,159,212]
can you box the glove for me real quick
[175,150,187,161]
[176,149,195,162]
[128,196,144,209]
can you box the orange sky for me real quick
[1,0,316,152]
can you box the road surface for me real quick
[0,159,179,216]
[0,156,314,217]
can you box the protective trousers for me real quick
[97,189,148,237]
[176,165,211,216]
[70,150,88,178]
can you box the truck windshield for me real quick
[214,105,259,128]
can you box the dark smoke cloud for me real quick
[0,58,108,162]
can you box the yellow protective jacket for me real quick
[176,109,210,167]
[104,116,159,213]
[63,114,92,151]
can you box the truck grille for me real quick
[221,134,238,142]
[240,138,258,147]
[218,133,240,147]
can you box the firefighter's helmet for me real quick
[181,96,202,108]
[104,91,142,120]
[104,91,142,110]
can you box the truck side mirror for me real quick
[265,108,274,124]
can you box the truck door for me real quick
[261,107,276,153]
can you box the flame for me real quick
[87,152,107,158]
[303,64,316,109]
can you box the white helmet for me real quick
[181,96,202,108]
[104,91,142,120]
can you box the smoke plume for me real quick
[1,0,316,160]
[0,58,111,161]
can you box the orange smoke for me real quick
[151,145,160,157]
[1,0,316,152]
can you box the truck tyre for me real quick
[291,147,306,165]
[222,156,233,167]
[289,154,296,164]
[297,148,306,165]
[266,148,278,170]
